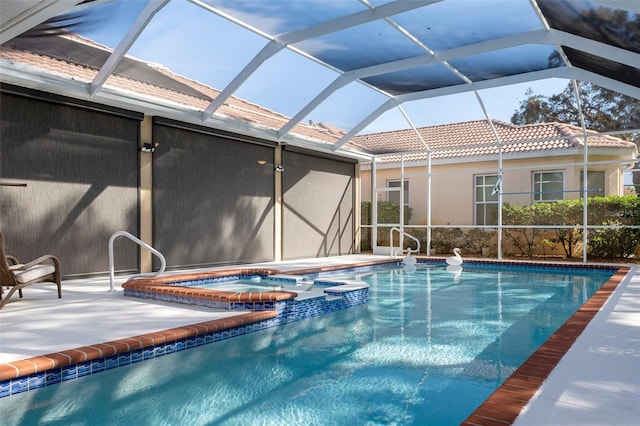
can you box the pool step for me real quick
[322,280,369,292]
[324,281,369,305]
[266,274,307,284]
[263,275,315,291]
[324,294,343,302]
[292,280,369,303]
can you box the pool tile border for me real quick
[120,261,394,308]
[0,311,278,397]
[461,265,629,425]
[122,267,297,305]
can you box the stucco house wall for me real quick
[362,150,634,227]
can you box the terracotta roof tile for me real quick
[0,34,340,144]
[350,120,636,162]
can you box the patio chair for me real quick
[0,233,61,309]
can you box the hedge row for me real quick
[361,196,640,260]
[503,195,640,259]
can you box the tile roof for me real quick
[1,33,633,161]
[0,33,345,144]
[348,119,636,162]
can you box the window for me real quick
[475,175,499,226]
[387,180,409,206]
[580,170,605,197]
[533,171,564,202]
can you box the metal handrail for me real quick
[389,227,421,256]
[108,231,166,291]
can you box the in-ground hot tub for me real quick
[121,267,370,323]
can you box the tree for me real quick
[511,81,640,144]
[512,81,640,191]
[511,88,554,125]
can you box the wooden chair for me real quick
[0,233,61,309]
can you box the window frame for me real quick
[474,174,499,226]
[532,170,565,202]
[580,169,606,198]
[386,179,410,206]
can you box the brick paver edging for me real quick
[461,266,630,425]
[0,311,277,382]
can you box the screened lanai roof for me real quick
[1,0,639,159]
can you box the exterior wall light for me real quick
[140,142,158,153]
[275,165,284,172]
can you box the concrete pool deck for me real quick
[0,255,638,425]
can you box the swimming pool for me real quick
[0,262,617,425]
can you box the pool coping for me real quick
[0,311,279,388]
[121,268,299,304]
[0,257,628,419]
[119,260,397,304]
[461,264,630,425]
[0,258,396,391]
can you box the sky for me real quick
[78,0,571,135]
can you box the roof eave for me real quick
[361,146,637,170]
[0,60,373,161]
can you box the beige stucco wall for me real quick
[139,116,153,272]
[361,151,633,226]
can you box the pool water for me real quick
[197,276,315,292]
[0,264,614,425]
[198,280,287,293]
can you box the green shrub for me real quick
[502,203,545,257]
[502,195,640,260]
[589,221,640,259]
[544,199,583,258]
[360,201,413,247]
[463,228,496,255]
[586,195,640,259]
[360,201,412,225]
[432,226,464,254]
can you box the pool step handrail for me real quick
[108,231,166,291]
[389,227,420,256]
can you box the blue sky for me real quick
[80,0,570,134]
